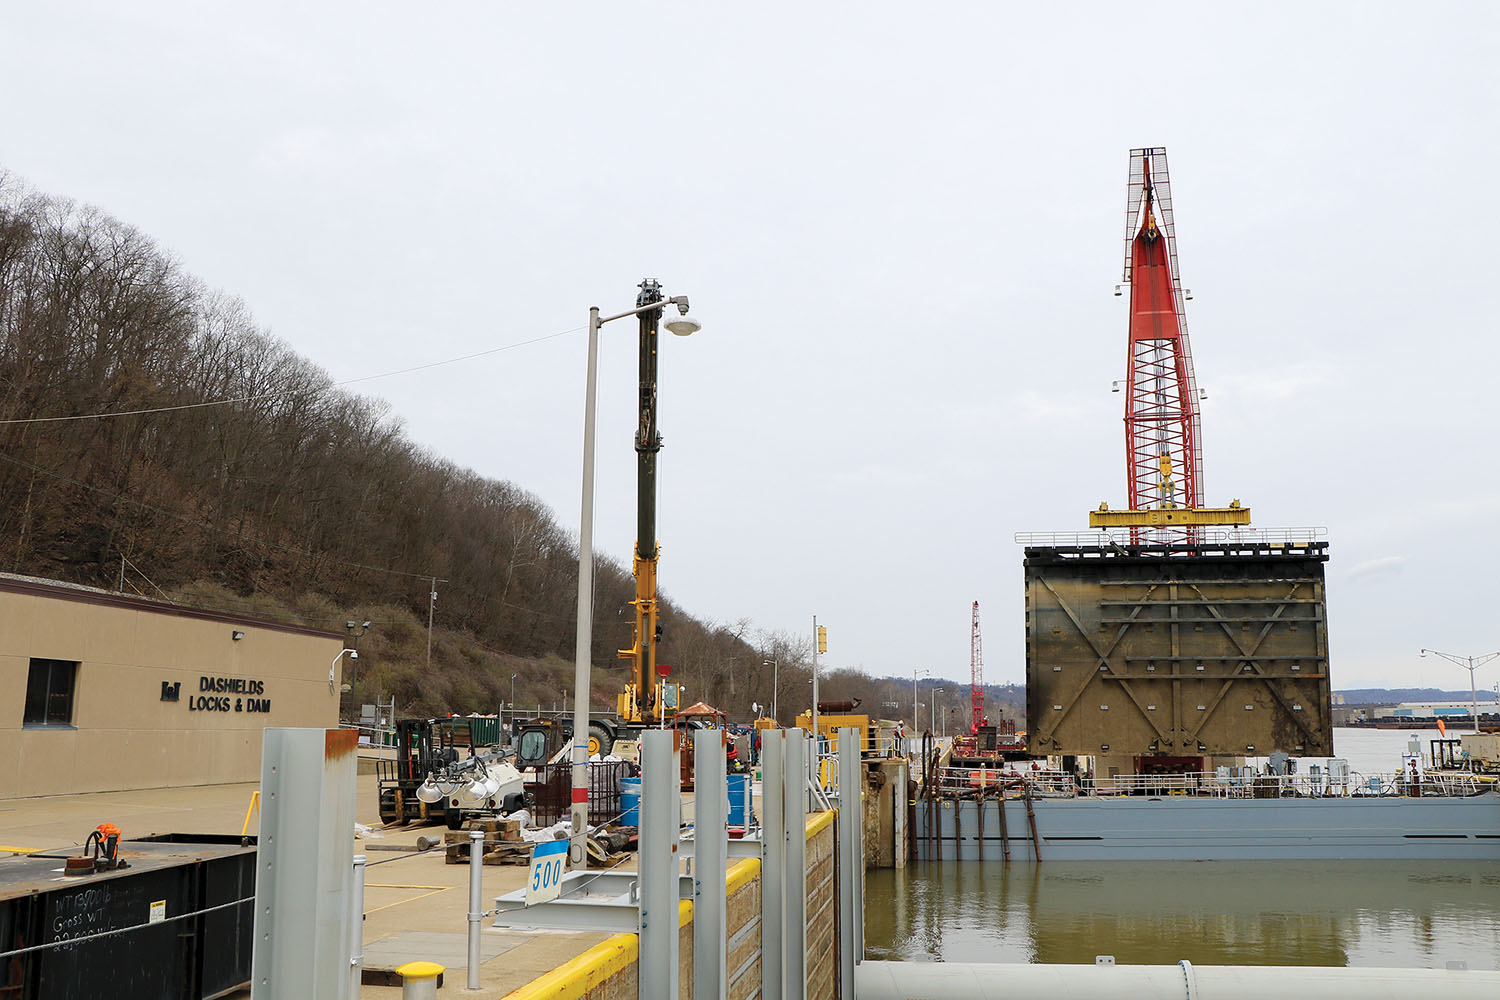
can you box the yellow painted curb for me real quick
[806,808,835,839]
[726,857,761,896]
[500,933,639,1000]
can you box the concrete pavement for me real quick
[0,771,617,997]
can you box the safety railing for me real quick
[339,721,396,747]
[526,760,638,827]
[921,766,1490,800]
[1013,526,1328,548]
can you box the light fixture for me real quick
[664,313,700,337]
[231,630,245,641]
[460,778,487,804]
[416,774,443,804]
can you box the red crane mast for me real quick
[1091,148,1249,535]
[969,600,985,735]
[1121,148,1204,517]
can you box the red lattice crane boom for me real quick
[1091,148,1249,534]
[969,601,985,735]
[1122,147,1203,514]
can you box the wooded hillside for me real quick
[0,173,1020,726]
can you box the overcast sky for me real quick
[6,3,1499,694]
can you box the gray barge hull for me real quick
[915,792,1500,862]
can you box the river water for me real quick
[864,729,1500,970]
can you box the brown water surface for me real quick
[865,860,1500,970]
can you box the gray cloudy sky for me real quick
[7,3,1499,694]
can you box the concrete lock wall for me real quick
[0,574,343,798]
[805,811,837,997]
[862,758,907,870]
[505,812,841,1000]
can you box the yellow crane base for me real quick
[1089,505,1252,527]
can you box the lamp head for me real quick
[665,313,701,337]
[416,774,443,804]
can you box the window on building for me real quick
[24,658,77,727]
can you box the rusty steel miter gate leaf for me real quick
[1025,541,1333,758]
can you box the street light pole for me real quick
[764,657,779,722]
[913,668,930,732]
[1420,648,1500,734]
[571,283,697,866]
[932,688,942,739]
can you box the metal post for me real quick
[836,728,860,997]
[350,854,366,1000]
[783,730,807,1000]
[569,306,602,866]
[761,731,785,1000]
[426,578,437,672]
[467,829,484,989]
[251,729,358,999]
[1470,661,1480,734]
[811,617,819,747]
[693,728,727,1000]
[639,730,680,1000]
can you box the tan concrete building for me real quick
[0,573,344,799]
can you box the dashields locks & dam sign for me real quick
[160,675,273,714]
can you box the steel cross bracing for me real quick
[1120,148,1205,542]
[1029,567,1331,757]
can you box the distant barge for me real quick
[914,774,1500,862]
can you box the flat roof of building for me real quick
[0,572,342,640]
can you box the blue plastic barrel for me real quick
[727,773,751,828]
[620,776,642,826]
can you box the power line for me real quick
[0,324,585,426]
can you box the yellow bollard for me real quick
[397,960,445,999]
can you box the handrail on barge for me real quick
[923,765,1490,800]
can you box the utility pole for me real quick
[811,616,819,739]
[812,617,827,740]
[426,578,438,672]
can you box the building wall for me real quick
[0,579,343,798]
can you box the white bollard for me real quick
[467,828,483,990]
